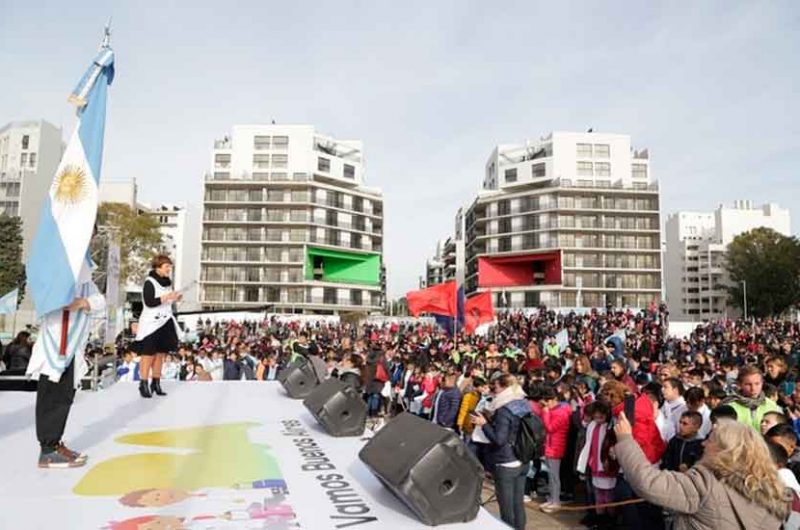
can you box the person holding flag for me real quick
[24,26,114,469]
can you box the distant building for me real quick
[423,208,466,288]
[463,131,662,310]
[200,124,385,314]
[423,240,445,288]
[0,120,64,258]
[147,203,201,310]
[0,120,64,330]
[664,200,791,319]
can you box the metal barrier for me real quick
[82,353,118,391]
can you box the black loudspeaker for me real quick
[358,412,483,526]
[278,357,323,399]
[303,378,367,437]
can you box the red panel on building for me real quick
[478,251,562,288]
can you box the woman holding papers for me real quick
[134,254,182,398]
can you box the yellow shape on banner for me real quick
[73,422,281,498]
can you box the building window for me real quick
[323,287,337,304]
[253,154,270,169]
[271,154,288,168]
[20,153,28,167]
[272,136,289,149]
[632,163,648,179]
[577,143,592,158]
[577,161,593,176]
[504,168,517,182]
[318,157,330,172]
[254,136,270,150]
[593,144,610,158]
[531,163,546,178]
[594,162,610,177]
[215,154,231,168]
[350,290,363,306]
[343,164,355,179]
[28,153,36,167]
[21,135,29,150]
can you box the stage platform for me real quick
[0,382,508,529]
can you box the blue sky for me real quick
[1,1,798,297]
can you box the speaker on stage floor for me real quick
[358,412,483,526]
[303,378,367,437]
[278,356,326,399]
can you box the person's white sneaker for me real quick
[540,502,561,514]
[523,495,532,503]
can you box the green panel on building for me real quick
[305,247,381,285]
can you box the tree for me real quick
[0,215,25,305]
[93,203,163,288]
[726,227,800,318]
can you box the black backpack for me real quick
[513,413,546,463]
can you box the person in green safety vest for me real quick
[722,365,781,431]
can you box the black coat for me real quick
[339,370,363,392]
[3,343,31,371]
[223,358,242,380]
[661,436,704,472]
[364,350,388,395]
[481,399,529,470]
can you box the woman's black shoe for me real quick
[151,378,167,396]
[139,380,152,398]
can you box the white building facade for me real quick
[0,120,64,331]
[665,200,791,319]
[0,120,64,258]
[148,203,201,310]
[464,131,662,310]
[200,124,384,314]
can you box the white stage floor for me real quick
[0,382,507,529]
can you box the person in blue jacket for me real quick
[472,373,531,530]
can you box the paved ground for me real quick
[482,485,588,529]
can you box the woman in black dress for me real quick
[134,254,182,398]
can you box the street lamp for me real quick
[741,280,748,320]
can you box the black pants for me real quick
[494,464,527,530]
[36,360,76,452]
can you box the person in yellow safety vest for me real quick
[722,365,781,431]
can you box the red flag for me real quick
[406,281,458,317]
[464,291,495,334]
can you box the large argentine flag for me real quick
[26,44,115,318]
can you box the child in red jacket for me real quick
[540,385,572,513]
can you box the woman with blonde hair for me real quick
[614,414,790,529]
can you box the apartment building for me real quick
[200,125,384,314]
[423,208,466,288]
[0,120,64,257]
[664,200,791,319]
[149,203,201,310]
[423,240,445,288]
[464,131,662,310]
